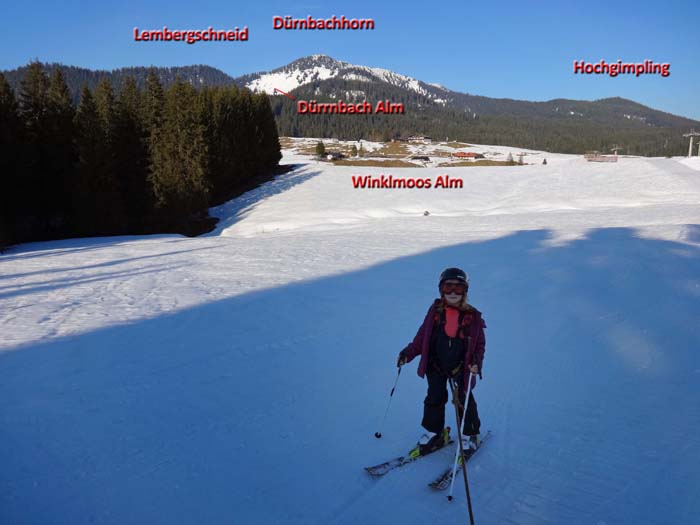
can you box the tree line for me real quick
[272,79,692,156]
[0,62,280,249]
[2,63,236,106]
[4,61,695,158]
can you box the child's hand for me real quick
[397,352,407,367]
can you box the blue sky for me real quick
[2,0,698,119]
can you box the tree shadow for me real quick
[0,226,698,524]
[0,245,222,283]
[0,235,175,262]
[0,262,190,300]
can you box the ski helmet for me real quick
[438,267,469,290]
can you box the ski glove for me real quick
[397,350,408,368]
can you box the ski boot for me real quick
[413,427,451,457]
[457,434,480,464]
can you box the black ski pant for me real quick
[422,367,480,436]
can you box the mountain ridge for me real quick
[235,55,699,128]
[2,56,698,154]
[234,54,449,103]
[0,54,700,125]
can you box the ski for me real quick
[428,431,491,490]
[365,427,453,478]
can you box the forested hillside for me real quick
[3,60,696,157]
[2,63,234,105]
[272,78,693,155]
[0,63,280,249]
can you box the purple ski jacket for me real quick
[401,299,486,390]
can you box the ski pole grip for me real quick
[469,360,482,381]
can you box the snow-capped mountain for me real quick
[234,55,700,132]
[237,54,449,104]
[5,58,698,154]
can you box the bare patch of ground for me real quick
[438,160,520,167]
[332,159,420,168]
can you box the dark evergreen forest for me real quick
[0,63,281,249]
[2,60,697,249]
[272,79,693,156]
[2,63,235,106]
[4,62,695,159]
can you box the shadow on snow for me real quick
[1,226,699,524]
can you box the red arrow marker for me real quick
[274,88,295,100]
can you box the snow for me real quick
[248,66,338,94]
[246,56,442,101]
[340,73,374,83]
[355,65,432,97]
[1,140,699,524]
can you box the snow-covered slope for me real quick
[1,144,699,524]
[242,54,447,101]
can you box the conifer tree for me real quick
[252,92,282,171]
[144,69,164,135]
[150,79,209,225]
[143,70,165,224]
[200,86,225,202]
[72,86,105,235]
[236,89,257,178]
[18,63,53,239]
[114,76,153,231]
[211,86,251,197]
[72,85,123,235]
[0,74,20,247]
[46,69,76,235]
[92,78,126,232]
[316,141,325,157]
[13,66,77,239]
[94,78,116,136]
[203,85,240,204]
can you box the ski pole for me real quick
[448,373,476,525]
[447,373,472,500]
[375,366,402,438]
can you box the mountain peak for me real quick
[240,55,446,101]
[289,54,343,68]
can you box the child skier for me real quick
[397,267,486,454]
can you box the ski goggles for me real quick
[441,282,467,294]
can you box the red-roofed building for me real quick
[451,151,484,160]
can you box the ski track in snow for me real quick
[1,141,699,524]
